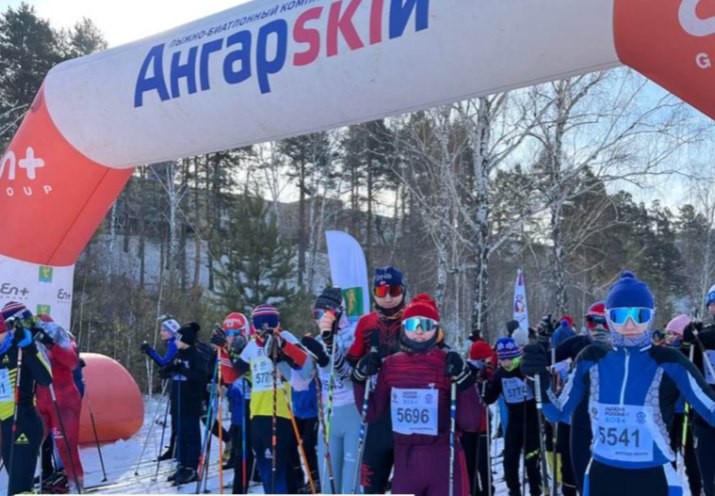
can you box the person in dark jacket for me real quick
[0,302,53,495]
[354,294,481,496]
[161,322,210,485]
[484,336,542,496]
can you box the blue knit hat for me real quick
[252,304,280,331]
[706,284,715,307]
[495,337,522,360]
[606,271,654,309]
[374,266,403,288]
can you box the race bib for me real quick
[390,388,439,436]
[0,369,12,402]
[502,377,533,404]
[704,350,715,384]
[591,403,654,462]
[251,357,275,393]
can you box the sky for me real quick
[0,0,252,47]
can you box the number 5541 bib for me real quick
[591,402,654,462]
[390,388,439,436]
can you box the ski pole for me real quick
[217,358,224,494]
[201,421,214,494]
[153,380,172,481]
[449,381,457,496]
[6,346,22,496]
[484,384,492,496]
[271,337,278,493]
[84,390,107,482]
[533,374,551,496]
[195,360,219,494]
[276,369,317,495]
[692,327,715,379]
[49,383,83,492]
[352,345,378,494]
[241,379,248,492]
[134,382,167,475]
[315,375,337,494]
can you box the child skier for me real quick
[300,287,361,494]
[229,304,314,494]
[354,293,481,496]
[484,336,542,496]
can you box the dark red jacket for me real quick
[356,348,481,446]
[37,340,80,412]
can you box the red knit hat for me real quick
[469,340,495,361]
[402,293,439,322]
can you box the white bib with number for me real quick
[502,377,533,404]
[390,388,439,436]
[0,369,11,402]
[251,357,275,393]
[704,351,715,384]
[591,402,654,462]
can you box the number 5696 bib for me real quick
[591,402,654,462]
[390,388,439,436]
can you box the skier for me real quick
[484,336,542,496]
[211,312,254,494]
[161,322,210,485]
[463,331,497,496]
[300,287,361,494]
[141,317,180,461]
[682,285,715,496]
[523,272,715,496]
[35,319,84,493]
[347,265,406,493]
[0,302,53,495]
[354,293,481,496]
[229,304,313,494]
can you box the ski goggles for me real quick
[586,315,607,326]
[374,284,403,298]
[402,317,438,332]
[312,309,333,320]
[608,307,653,325]
[225,329,242,337]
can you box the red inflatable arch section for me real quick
[78,353,144,445]
[0,0,714,327]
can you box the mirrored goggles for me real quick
[608,307,653,325]
[312,309,332,320]
[374,284,403,298]
[402,317,438,333]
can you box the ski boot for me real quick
[41,470,69,494]
[173,467,198,486]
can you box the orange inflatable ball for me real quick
[78,353,144,445]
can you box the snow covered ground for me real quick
[0,396,693,495]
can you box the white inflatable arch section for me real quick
[0,0,711,327]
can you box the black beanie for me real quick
[177,322,200,345]
[314,287,343,311]
[506,320,520,335]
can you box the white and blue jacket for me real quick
[544,343,715,469]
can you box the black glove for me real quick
[353,349,381,382]
[521,343,551,394]
[140,341,151,354]
[301,335,330,367]
[445,351,475,390]
[211,328,227,348]
[32,326,54,347]
[683,321,704,343]
[230,335,248,355]
[11,327,33,348]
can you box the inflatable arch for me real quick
[0,0,712,328]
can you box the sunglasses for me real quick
[374,284,403,298]
[402,317,438,332]
[608,307,653,326]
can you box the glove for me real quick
[140,341,151,354]
[12,327,33,348]
[32,326,54,347]
[445,351,475,390]
[537,315,556,337]
[211,328,227,348]
[230,335,248,355]
[353,349,381,382]
[521,343,551,394]
[317,311,337,348]
[683,321,704,343]
[301,335,330,367]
